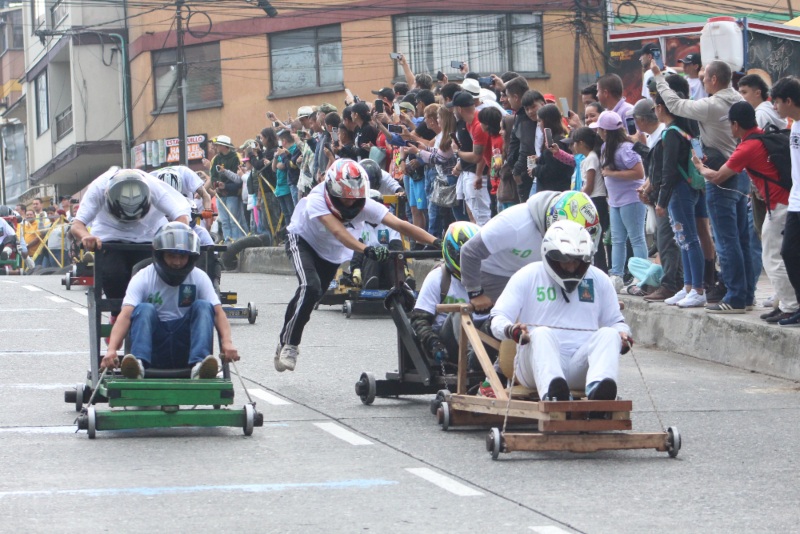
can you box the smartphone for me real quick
[652,49,665,70]
[393,102,401,116]
[388,124,403,134]
[625,116,637,136]
[450,132,462,149]
[478,76,493,87]
[437,70,445,81]
[450,60,465,70]
[690,138,704,160]
[389,52,402,60]
[374,99,384,114]
[544,127,554,148]
[558,97,570,118]
[273,121,281,128]
[331,127,339,139]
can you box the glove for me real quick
[364,246,389,263]
[352,268,362,286]
[201,209,214,220]
[504,323,529,345]
[432,238,443,250]
[431,340,448,363]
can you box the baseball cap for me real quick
[318,102,338,114]
[399,102,416,114]
[589,110,624,131]
[543,93,557,104]
[446,91,477,108]
[678,53,702,66]
[461,78,481,97]
[371,87,396,101]
[638,42,660,57]
[720,101,757,128]
[297,106,314,118]
[632,97,656,118]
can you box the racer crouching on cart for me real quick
[349,190,406,290]
[100,222,239,379]
[409,222,486,367]
[1,206,27,274]
[490,221,632,402]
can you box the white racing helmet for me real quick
[105,170,151,222]
[155,167,181,193]
[323,159,368,221]
[541,220,594,293]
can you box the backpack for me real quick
[661,125,705,190]
[741,125,793,209]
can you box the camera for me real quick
[389,52,402,60]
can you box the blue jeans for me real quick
[609,201,647,276]
[289,184,299,206]
[130,300,215,369]
[748,201,762,290]
[705,173,754,308]
[668,180,705,289]
[218,195,246,241]
[428,171,455,238]
[277,194,295,225]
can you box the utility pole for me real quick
[573,5,583,112]
[175,0,188,165]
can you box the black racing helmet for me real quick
[152,222,200,286]
[0,206,12,217]
[359,158,383,190]
[105,170,151,222]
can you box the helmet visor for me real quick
[153,225,200,255]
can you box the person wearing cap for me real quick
[449,91,492,226]
[297,106,314,130]
[351,102,379,161]
[42,207,68,268]
[638,43,677,100]
[678,53,707,100]
[210,135,245,241]
[372,87,396,109]
[460,78,481,105]
[692,101,796,319]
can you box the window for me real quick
[31,0,46,31]
[0,10,24,54]
[270,25,343,95]
[51,0,68,28]
[35,71,49,136]
[393,13,544,78]
[152,42,222,114]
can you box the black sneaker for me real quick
[546,377,570,401]
[705,283,726,304]
[760,308,782,321]
[766,311,794,324]
[778,310,800,327]
[588,378,617,401]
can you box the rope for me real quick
[215,192,250,236]
[231,360,255,406]
[501,351,519,434]
[626,340,666,432]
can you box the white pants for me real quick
[515,326,621,394]
[461,171,492,226]
[762,203,799,313]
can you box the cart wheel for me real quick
[486,427,502,460]
[429,397,441,415]
[437,389,451,402]
[356,372,376,405]
[64,273,71,290]
[75,383,85,412]
[438,402,450,431]
[243,404,255,436]
[667,426,681,458]
[343,300,352,319]
[87,406,97,439]
[247,302,258,324]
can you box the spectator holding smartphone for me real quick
[209,135,245,242]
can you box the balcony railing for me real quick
[55,106,73,141]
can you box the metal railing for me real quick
[51,0,68,28]
[55,106,73,141]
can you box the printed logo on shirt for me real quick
[511,248,532,258]
[578,279,594,303]
[377,229,390,245]
[178,284,197,307]
[146,291,164,306]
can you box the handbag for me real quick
[430,173,457,207]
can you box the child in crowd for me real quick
[572,126,609,272]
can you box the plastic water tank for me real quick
[700,17,744,70]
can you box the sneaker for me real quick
[0,246,10,261]
[477,380,496,398]
[546,377,571,401]
[766,311,795,324]
[677,289,707,308]
[587,378,617,401]
[705,302,746,314]
[705,283,726,304]
[274,343,284,372]
[278,344,299,372]
[664,288,688,306]
[760,308,782,321]
[644,286,675,302]
[610,275,624,294]
[762,294,776,308]
[120,354,144,379]
[778,310,800,327]
[191,355,220,379]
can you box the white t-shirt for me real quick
[477,203,544,278]
[47,222,66,249]
[151,165,205,202]
[123,264,220,322]
[358,222,400,247]
[287,182,390,264]
[687,77,707,100]
[379,170,403,195]
[580,152,606,198]
[490,262,630,355]
[789,120,800,212]
[193,225,215,246]
[414,266,488,331]
[76,169,192,242]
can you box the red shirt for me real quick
[726,127,790,210]
[469,117,505,173]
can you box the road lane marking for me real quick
[0,383,73,390]
[46,296,68,304]
[529,527,574,534]
[0,426,77,434]
[21,285,42,292]
[0,280,17,283]
[0,351,87,356]
[313,422,373,445]
[405,468,483,496]
[0,479,398,499]
[0,308,58,312]
[73,307,88,316]
[247,388,291,405]
[0,329,53,332]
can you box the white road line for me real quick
[0,351,87,356]
[247,389,291,406]
[529,527,574,534]
[21,285,42,292]
[0,426,76,434]
[0,384,73,390]
[73,307,88,317]
[0,280,17,284]
[46,296,68,304]
[313,422,373,446]
[405,468,483,497]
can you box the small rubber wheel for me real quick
[243,404,255,436]
[667,426,681,458]
[247,302,258,324]
[436,389,451,403]
[357,372,376,405]
[75,383,85,412]
[438,402,450,431]
[429,397,441,415]
[87,406,97,439]
[487,427,502,460]
[64,273,71,290]
[344,300,352,319]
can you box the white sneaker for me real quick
[610,275,624,294]
[664,288,688,306]
[277,345,298,372]
[677,289,707,308]
[762,294,776,308]
[274,343,284,372]
[191,355,220,379]
[120,354,144,379]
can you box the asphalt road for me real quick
[0,272,798,533]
